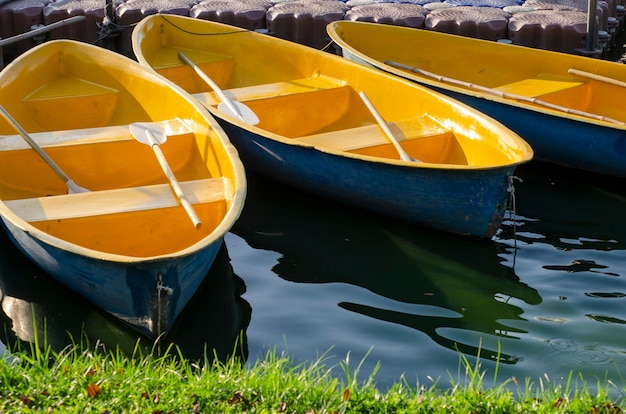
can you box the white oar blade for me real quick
[129,122,168,146]
[217,100,260,125]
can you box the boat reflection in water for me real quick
[498,161,626,328]
[503,162,626,252]
[0,231,251,363]
[233,172,542,365]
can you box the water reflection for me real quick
[0,230,251,362]
[496,162,626,355]
[502,162,626,251]
[232,172,542,364]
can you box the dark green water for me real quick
[2,161,626,392]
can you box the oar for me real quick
[129,122,202,229]
[568,68,626,89]
[386,60,626,126]
[0,105,89,194]
[178,51,260,125]
[358,91,420,163]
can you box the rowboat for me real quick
[132,15,532,239]
[0,40,246,339]
[327,21,626,178]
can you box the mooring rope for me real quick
[507,175,522,267]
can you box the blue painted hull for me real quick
[0,40,247,339]
[426,87,626,178]
[218,121,515,239]
[2,218,223,337]
[331,27,626,178]
[131,15,532,240]
[0,217,223,338]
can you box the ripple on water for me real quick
[585,314,626,324]
[547,339,622,366]
[585,292,626,298]
[534,316,569,324]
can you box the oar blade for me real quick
[129,122,168,146]
[217,100,260,125]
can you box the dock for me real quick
[1,0,625,68]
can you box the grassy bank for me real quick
[0,339,624,413]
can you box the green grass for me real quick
[0,337,625,413]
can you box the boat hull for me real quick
[329,21,626,178]
[430,87,626,178]
[218,120,514,238]
[0,40,246,338]
[132,15,532,239]
[0,218,222,338]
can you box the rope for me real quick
[160,14,249,37]
[506,175,522,267]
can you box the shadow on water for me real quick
[232,171,542,365]
[0,230,251,363]
[498,161,626,332]
[503,161,626,252]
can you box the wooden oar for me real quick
[568,68,626,89]
[386,60,626,126]
[178,52,260,125]
[0,104,89,194]
[358,91,420,162]
[129,122,202,229]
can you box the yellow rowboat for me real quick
[132,14,532,239]
[0,40,246,338]
[328,21,626,178]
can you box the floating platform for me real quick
[0,0,622,66]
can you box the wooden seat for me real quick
[193,75,346,106]
[23,76,120,130]
[295,117,452,152]
[4,178,228,223]
[494,74,584,98]
[0,118,192,150]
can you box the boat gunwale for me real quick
[326,20,626,131]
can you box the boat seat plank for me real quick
[4,178,227,223]
[193,75,347,106]
[0,118,192,150]
[295,118,451,152]
[151,48,233,70]
[23,76,120,129]
[494,74,584,97]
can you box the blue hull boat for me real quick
[133,15,532,239]
[328,21,626,178]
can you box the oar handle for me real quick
[178,52,242,117]
[568,68,626,88]
[0,105,71,183]
[358,92,419,162]
[178,52,224,99]
[149,135,202,229]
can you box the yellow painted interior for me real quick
[494,76,583,98]
[29,201,227,257]
[132,15,532,168]
[349,132,464,164]
[23,77,119,130]
[0,40,244,258]
[0,133,208,198]
[0,130,233,256]
[154,47,234,94]
[327,20,626,124]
